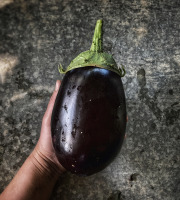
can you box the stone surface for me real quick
[0,0,180,199]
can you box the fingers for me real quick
[42,80,61,126]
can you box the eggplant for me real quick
[51,20,127,176]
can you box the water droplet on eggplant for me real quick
[61,137,66,142]
[71,130,76,139]
[63,104,68,112]
[77,86,81,91]
[67,90,71,96]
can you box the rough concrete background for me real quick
[0,0,180,199]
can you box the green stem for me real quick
[59,19,126,77]
[90,19,103,53]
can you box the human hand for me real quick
[31,80,65,178]
[0,81,65,200]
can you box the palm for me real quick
[35,80,64,171]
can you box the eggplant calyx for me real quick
[59,20,126,77]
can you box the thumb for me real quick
[42,80,61,127]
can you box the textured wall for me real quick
[0,0,180,199]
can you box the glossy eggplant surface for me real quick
[51,66,126,176]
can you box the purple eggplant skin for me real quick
[51,66,127,176]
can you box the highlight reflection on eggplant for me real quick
[51,20,127,176]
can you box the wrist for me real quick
[29,149,62,181]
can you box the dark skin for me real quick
[0,80,127,200]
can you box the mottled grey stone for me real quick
[0,0,180,200]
